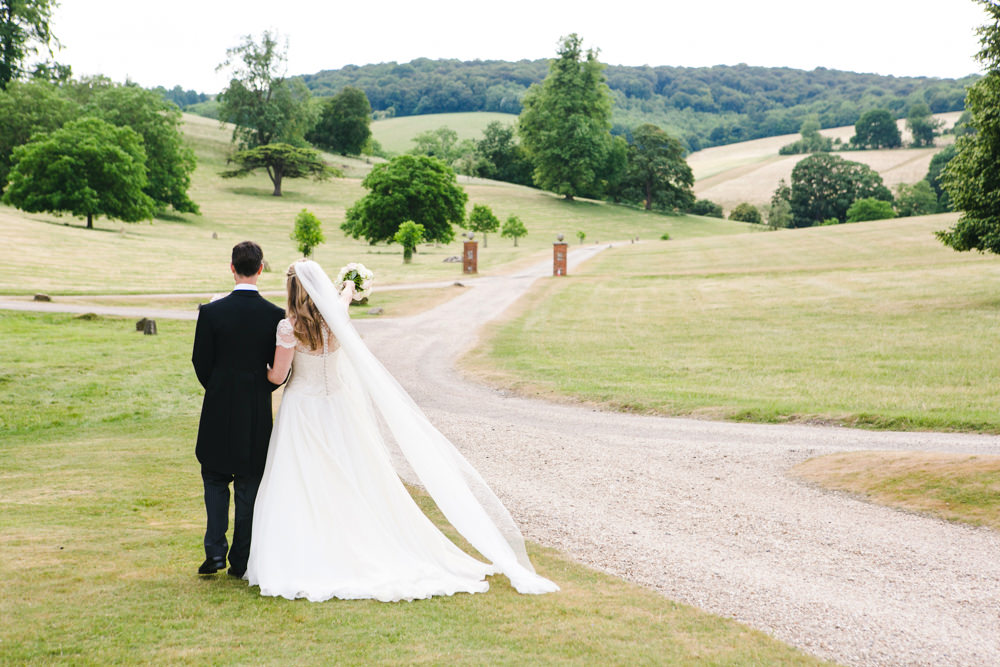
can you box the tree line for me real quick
[296,57,973,151]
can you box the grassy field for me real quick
[466,213,1000,432]
[0,310,829,665]
[0,112,749,296]
[371,111,517,155]
[690,111,963,212]
[793,451,1000,531]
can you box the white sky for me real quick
[51,0,987,94]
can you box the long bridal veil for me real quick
[294,260,557,594]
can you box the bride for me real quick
[244,259,558,602]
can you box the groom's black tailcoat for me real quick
[192,290,285,477]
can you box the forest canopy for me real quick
[296,59,974,151]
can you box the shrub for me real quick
[688,198,723,218]
[292,208,324,257]
[729,202,763,224]
[846,198,896,223]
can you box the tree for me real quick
[216,31,315,149]
[473,121,533,186]
[410,126,460,161]
[305,86,371,155]
[87,85,199,213]
[3,116,154,228]
[619,124,694,211]
[790,153,892,226]
[0,0,60,89]
[906,102,942,148]
[221,143,336,196]
[518,34,615,200]
[393,220,425,263]
[466,203,500,247]
[846,197,896,222]
[0,79,79,191]
[292,208,324,257]
[851,109,902,149]
[342,154,467,245]
[500,214,527,246]
[894,181,938,217]
[925,144,958,211]
[938,0,1000,253]
[729,202,762,223]
[767,198,793,229]
[779,116,833,155]
[576,230,586,244]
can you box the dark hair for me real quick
[232,241,264,277]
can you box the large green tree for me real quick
[216,31,315,148]
[3,116,154,228]
[473,120,533,186]
[0,79,78,191]
[305,85,371,155]
[789,153,892,227]
[925,143,958,211]
[466,203,500,247]
[87,85,199,213]
[619,123,694,211]
[342,154,467,245]
[937,0,1000,253]
[851,109,902,149]
[0,0,59,89]
[221,143,336,196]
[518,34,615,200]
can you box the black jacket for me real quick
[192,289,285,476]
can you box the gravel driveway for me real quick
[356,245,1000,667]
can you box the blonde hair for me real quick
[285,262,325,350]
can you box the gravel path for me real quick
[5,247,999,665]
[354,246,1000,667]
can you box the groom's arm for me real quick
[192,306,214,389]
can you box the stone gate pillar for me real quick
[463,234,478,274]
[553,234,568,276]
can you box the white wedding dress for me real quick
[244,261,557,601]
[246,320,495,601]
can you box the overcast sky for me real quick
[51,0,987,94]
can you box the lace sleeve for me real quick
[276,318,296,348]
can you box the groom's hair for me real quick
[232,241,264,277]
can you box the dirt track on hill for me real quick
[5,244,999,666]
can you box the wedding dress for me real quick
[245,260,557,602]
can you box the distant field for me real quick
[371,112,518,155]
[0,113,750,296]
[466,213,1000,432]
[690,111,963,213]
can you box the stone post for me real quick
[553,234,568,277]
[463,233,478,274]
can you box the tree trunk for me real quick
[268,165,283,196]
[403,246,413,263]
[483,233,488,248]
[645,180,653,211]
[87,213,93,229]
[564,194,574,201]
[514,237,518,247]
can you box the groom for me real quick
[192,241,285,577]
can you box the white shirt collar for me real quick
[233,284,259,292]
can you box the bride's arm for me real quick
[268,319,296,385]
[340,280,356,307]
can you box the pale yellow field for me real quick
[691,111,963,213]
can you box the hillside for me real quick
[298,59,973,151]
[690,111,962,212]
[371,112,516,155]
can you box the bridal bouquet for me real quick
[336,262,374,301]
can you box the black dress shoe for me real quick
[227,567,245,578]
[198,557,226,575]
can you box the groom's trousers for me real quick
[201,467,262,573]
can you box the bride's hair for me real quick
[286,261,325,350]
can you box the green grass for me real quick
[0,112,750,296]
[466,214,1000,432]
[0,310,830,664]
[793,451,1000,530]
[371,112,517,155]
